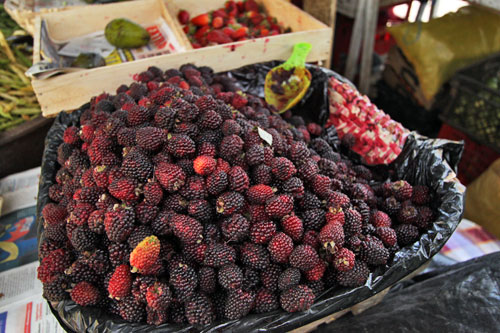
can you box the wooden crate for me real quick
[31,0,332,117]
[4,0,77,36]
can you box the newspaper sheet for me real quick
[0,168,63,331]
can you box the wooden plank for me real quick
[261,0,328,32]
[351,288,389,315]
[166,0,227,18]
[290,309,350,333]
[33,29,331,117]
[33,16,41,63]
[303,0,337,68]
[358,0,379,94]
[344,0,365,81]
[303,0,337,27]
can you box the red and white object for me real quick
[326,77,408,165]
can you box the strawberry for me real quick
[183,24,196,35]
[207,30,233,44]
[225,1,238,17]
[191,13,211,26]
[245,0,259,12]
[194,25,211,39]
[223,27,235,37]
[212,9,227,19]
[225,0,236,10]
[178,9,190,25]
[260,28,269,37]
[236,1,245,13]
[231,27,248,40]
[251,14,263,26]
[212,16,224,29]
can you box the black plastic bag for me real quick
[316,252,500,333]
[37,63,465,332]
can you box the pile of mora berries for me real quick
[38,62,436,326]
[177,0,290,49]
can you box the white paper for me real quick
[0,167,40,196]
[58,32,115,58]
[0,261,42,308]
[0,295,64,333]
[257,127,273,146]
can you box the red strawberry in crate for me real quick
[212,16,224,29]
[223,27,235,37]
[231,27,248,39]
[236,1,245,13]
[178,9,190,25]
[207,30,233,44]
[191,13,211,26]
[247,11,263,25]
[213,9,227,19]
[183,24,196,35]
[194,25,210,40]
[225,1,238,17]
[227,17,237,26]
[245,0,260,12]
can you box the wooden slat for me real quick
[302,0,336,68]
[33,29,331,117]
[344,0,365,81]
[303,0,337,27]
[261,0,327,31]
[358,0,379,94]
[165,0,228,18]
[290,309,350,333]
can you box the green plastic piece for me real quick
[282,42,312,70]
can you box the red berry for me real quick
[305,260,326,282]
[71,281,100,306]
[216,191,245,216]
[289,245,319,272]
[108,264,132,300]
[178,9,190,25]
[333,247,355,272]
[268,232,293,263]
[250,221,276,244]
[371,210,392,228]
[271,157,296,181]
[193,155,217,176]
[265,194,294,219]
[247,184,275,204]
[281,214,304,241]
[155,162,186,193]
[319,223,344,253]
[280,285,315,313]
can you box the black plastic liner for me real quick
[36,63,465,332]
[316,251,500,332]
